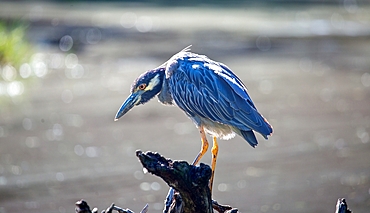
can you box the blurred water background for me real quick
[0,0,370,212]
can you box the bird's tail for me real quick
[239,130,258,148]
[261,116,273,137]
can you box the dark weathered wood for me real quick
[212,200,238,213]
[75,200,147,213]
[335,198,352,213]
[136,150,214,213]
[75,200,92,213]
[75,151,352,213]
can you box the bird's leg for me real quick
[209,136,218,193]
[192,126,209,165]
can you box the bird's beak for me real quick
[114,92,140,121]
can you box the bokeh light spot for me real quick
[343,0,358,13]
[22,118,32,130]
[331,13,344,29]
[256,35,271,51]
[151,182,161,191]
[246,166,263,177]
[59,35,73,52]
[120,12,137,28]
[74,145,84,156]
[0,126,8,138]
[61,90,73,103]
[65,53,78,69]
[53,123,63,137]
[0,176,7,186]
[85,146,99,158]
[49,53,64,69]
[24,201,39,209]
[32,61,48,78]
[273,203,281,211]
[11,165,22,175]
[236,179,247,189]
[19,63,32,78]
[217,183,229,192]
[66,64,84,79]
[2,65,17,81]
[25,137,40,148]
[86,28,101,44]
[56,172,65,182]
[356,127,369,144]
[261,205,269,212]
[134,170,144,180]
[140,182,151,191]
[136,16,153,33]
[7,81,24,97]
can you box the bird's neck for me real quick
[157,75,173,105]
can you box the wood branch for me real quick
[75,151,353,213]
[75,200,147,213]
[75,200,92,213]
[335,198,352,213]
[136,150,214,213]
[212,200,239,213]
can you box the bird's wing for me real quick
[168,53,272,137]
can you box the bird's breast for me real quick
[191,116,236,140]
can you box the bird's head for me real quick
[114,68,165,121]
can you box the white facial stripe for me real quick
[145,74,160,91]
[135,96,141,105]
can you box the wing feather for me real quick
[168,53,272,137]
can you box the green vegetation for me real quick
[0,21,32,72]
[0,21,34,106]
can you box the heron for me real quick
[114,46,273,192]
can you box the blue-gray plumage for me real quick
[115,47,272,145]
[115,46,273,192]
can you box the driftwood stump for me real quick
[136,150,212,213]
[75,151,353,213]
[136,150,237,213]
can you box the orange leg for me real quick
[209,136,218,193]
[192,126,209,165]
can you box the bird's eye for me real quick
[138,83,146,90]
